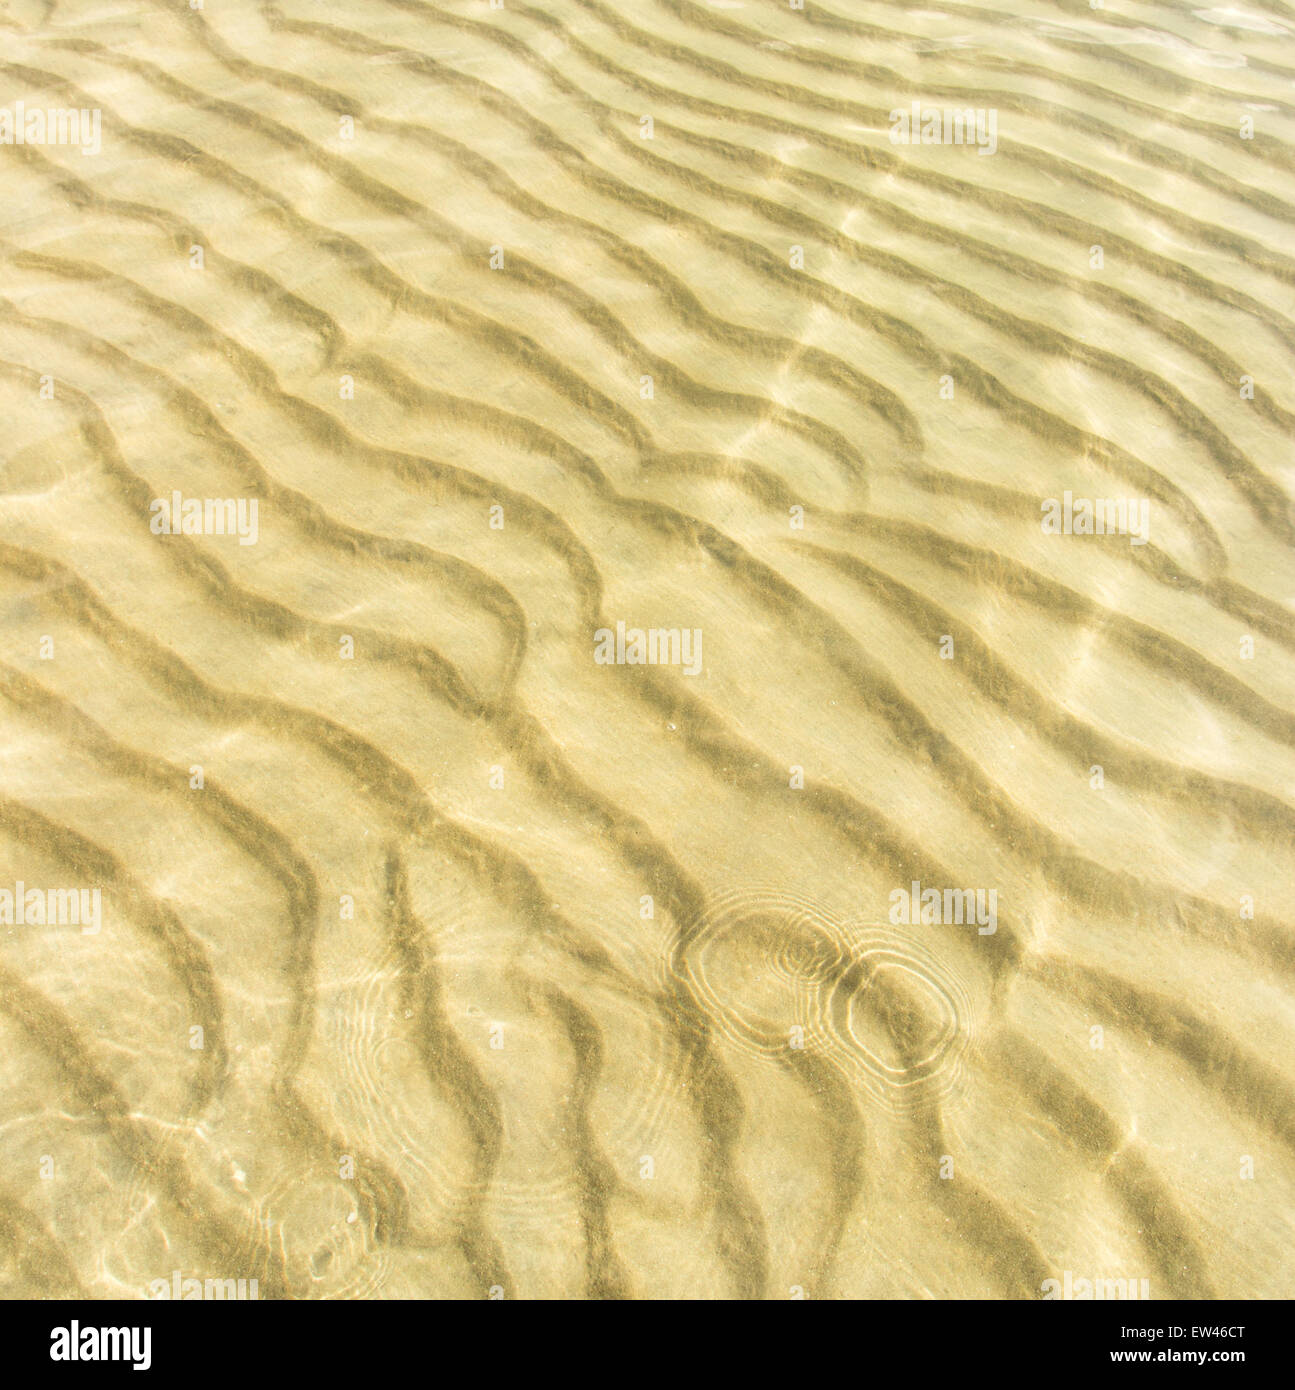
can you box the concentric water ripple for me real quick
[0,0,1292,1302]
[681,888,974,1112]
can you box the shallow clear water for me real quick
[1,0,1293,1300]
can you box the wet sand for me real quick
[1,0,1293,1299]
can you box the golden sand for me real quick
[0,0,1293,1299]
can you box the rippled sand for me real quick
[1,0,1293,1300]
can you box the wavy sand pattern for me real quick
[1,0,1293,1300]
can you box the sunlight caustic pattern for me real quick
[0,0,1293,1300]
